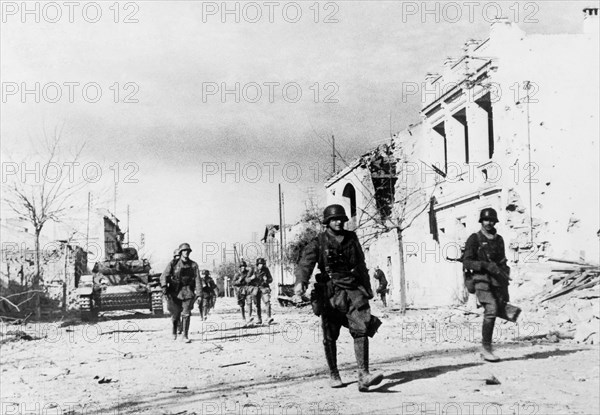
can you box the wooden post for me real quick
[278,183,284,293]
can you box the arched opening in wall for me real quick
[342,183,357,218]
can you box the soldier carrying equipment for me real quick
[294,204,383,392]
[463,208,520,362]
[198,270,218,320]
[373,265,388,307]
[254,257,274,325]
[160,243,203,342]
[233,261,254,323]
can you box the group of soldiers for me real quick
[292,203,512,391]
[159,203,512,391]
[233,258,274,325]
[159,243,218,342]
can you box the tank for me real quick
[76,247,163,320]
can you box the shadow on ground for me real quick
[101,344,589,413]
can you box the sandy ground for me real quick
[1,298,598,415]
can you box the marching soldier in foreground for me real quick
[233,261,253,323]
[463,208,511,362]
[255,257,274,325]
[160,243,202,343]
[198,269,218,320]
[294,204,383,391]
[373,265,388,307]
[171,248,184,336]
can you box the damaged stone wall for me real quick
[0,242,87,313]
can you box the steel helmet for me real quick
[173,249,180,258]
[479,208,499,223]
[256,258,266,265]
[201,269,210,276]
[323,204,349,224]
[239,261,248,268]
[178,243,192,254]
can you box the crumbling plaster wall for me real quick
[397,20,599,307]
[488,24,600,263]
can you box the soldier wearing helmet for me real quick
[463,208,511,362]
[160,243,203,342]
[373,265,388,307]
[293,204,383,392]
[198,269,218,320]
[233,260,254,323]
[252,257,274,325]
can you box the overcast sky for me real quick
[1,1,593,268]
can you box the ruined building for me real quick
[326,10,600,307]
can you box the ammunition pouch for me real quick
[311,273,333,316]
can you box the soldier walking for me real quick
[294,204,383,391]
[254,258,274,325]
[463,208,511,362]
[373,265,388,307]
[233,261,254,323]
[170,248,184,336]
[198,270,218,320]
[160,243,202,343]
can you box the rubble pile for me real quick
[527,259,600,345]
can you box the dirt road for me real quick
[1,298,598,415]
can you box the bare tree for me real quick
[3,126,86,317]
[352,143,439,314]
[311,129,438,314]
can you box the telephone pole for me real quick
[126,204,130,246]
[278,183,285,290]
[86,192,91,251]
[113,182,117,220]
[331,134,336,176]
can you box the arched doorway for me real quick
[342,183,357,218]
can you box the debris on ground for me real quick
[485,375,501,385]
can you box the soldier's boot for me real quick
[256,302,262,325]
[480,318,500,362]
[199,304,204,321]
[355,337,383,392]
[181,316,191,343]
[267,303,274,325]
[247,300,254,323]
[480,343,500,362]
[240,306,246,322]
[171,318,178,340]
[177,317,183,335]
[324,341,343,388]
[382,296,387,307]
[202,303,209,321]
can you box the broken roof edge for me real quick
[324,125,423,188]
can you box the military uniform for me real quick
[374,268,388,307]
[160,243,202,342]
[233,263,254,321]
[254,259,274,324]
[463,208,511,361]
[295,204,383,392]
[198,272,218,320]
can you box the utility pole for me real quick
[282,191,287,253]
[126,204,130,246]
[525,81,534,246]
[278,183,285,292]
[113,182,117,220]
[332,134,336,176]
[86,192,91,251]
